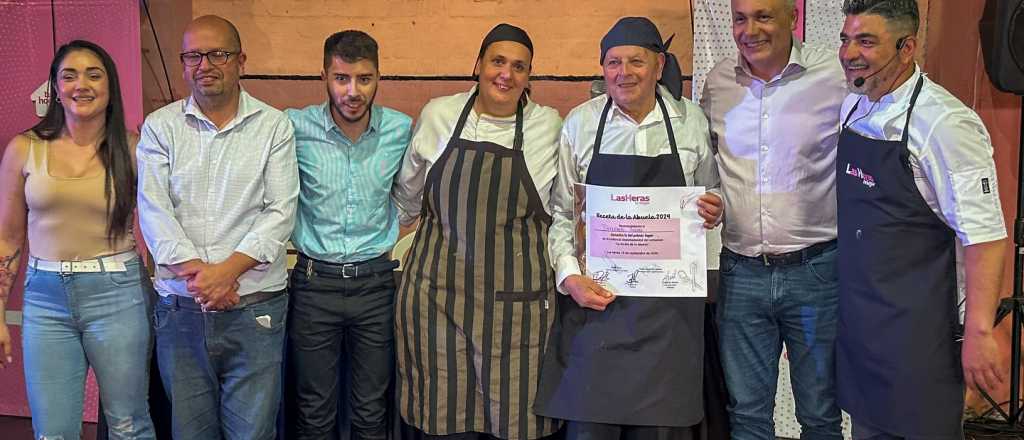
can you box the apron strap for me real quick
[451,89,526,151]
[593,94,679,156]
[513,96,525,151]
[842,97,862,129]
[452,90,479,141]
[900,76,926,144]
[655,93,680,157]
[593,97,614,155]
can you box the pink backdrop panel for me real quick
[795,0,806,40]
[0,0,142,423]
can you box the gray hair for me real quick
[842,0,920,37]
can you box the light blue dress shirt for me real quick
[286,102,413,263]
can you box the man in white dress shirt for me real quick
[834,1,1007,438]
[137,15,298,440]
[700,1,847,438]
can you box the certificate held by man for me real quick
[575,183,707,297]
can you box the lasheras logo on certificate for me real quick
[609,193,651,204]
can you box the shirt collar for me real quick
[183,88,261,130]
[320,101,382,140]
[735,38,807,81]
[608,85,682,126]
[872,64,924,106]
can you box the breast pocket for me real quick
[677,149,700,181]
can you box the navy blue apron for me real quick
[535,94,705,428]
[835,76,963,438]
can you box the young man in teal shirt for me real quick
[284,30,412,440]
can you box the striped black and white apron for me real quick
[396,91,560,440]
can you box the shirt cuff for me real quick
[235,234,283,268]
[153,240,201,266]
[960,230,1009,247]
[555,255,582,295]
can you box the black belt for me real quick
[297,253,399,279]
[159,288,286,310]
[725,240,836,267]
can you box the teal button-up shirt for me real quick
[286,102,413,263]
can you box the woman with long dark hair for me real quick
[0,40,156,439]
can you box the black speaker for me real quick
[980,0,1024,94]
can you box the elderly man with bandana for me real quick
[535,17,722,440]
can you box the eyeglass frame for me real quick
[179,50,239,67]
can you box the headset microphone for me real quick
[853,37,907,88]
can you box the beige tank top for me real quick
[23,136,134,261]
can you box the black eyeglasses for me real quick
[179,50,237,67]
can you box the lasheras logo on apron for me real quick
[844,162,876,188]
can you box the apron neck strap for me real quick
[513,97,524,151]
[452,90,526,151]
[593,92,678,156]
[656,93,679,156]
[843,97,862,129]
[900,76,926,144]
[842,75,926,139]
[593,97,614,155]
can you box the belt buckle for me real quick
[341,263,358,278]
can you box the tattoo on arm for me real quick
[0,248,22,302]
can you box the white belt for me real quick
[30,251,136,273]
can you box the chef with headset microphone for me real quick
[833,1,1008,439]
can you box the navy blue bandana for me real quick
[600,17,683,100]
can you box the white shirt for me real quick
[549,86,720,291]
[392,87,563,226]
[841,65,1007,308]
[137,90,300,297]
[702,41,849,257]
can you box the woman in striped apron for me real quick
[391,24,563,440]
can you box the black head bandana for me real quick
[600,17,683,100]
[474,23,534,78]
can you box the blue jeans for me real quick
[717,244,841,440]
[22,256,156,440]
[154,291,287,440]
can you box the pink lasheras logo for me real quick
[845,163,876,188]
[609,193,651,204]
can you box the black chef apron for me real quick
[535,94,706,430]
[835,76,963,439]
[396,91,560,440]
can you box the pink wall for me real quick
[0,0,142,422]
[795,0,806,40]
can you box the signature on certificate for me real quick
[626,270,640,288]
[661,262,703,292]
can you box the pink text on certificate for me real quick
[588,217,681,260]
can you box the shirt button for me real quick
[761,144,769,152]
[762,177,769,184]
[762,113,769,119]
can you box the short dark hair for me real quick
[842,0,920,37]
[323,30,379,69]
